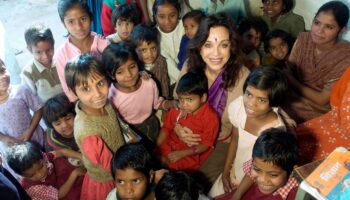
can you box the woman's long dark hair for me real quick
[186,13,245,89]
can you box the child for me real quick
[107,143,155,200]
[21,24,63,103]
[157,71,219,172]
[238,17,268,68]
[227,128,299,200]
[262,29,293,67]
[155,171,210,200]
[42,93,84,200]
[107,4,141,43]
[209,66,289,197]
[101,0,151,36]
[0,58,44,179]
[153,0,184,84]
[0,154,31,200]
[56,0,109,102]
[178,10,205,70]
[65,53,125,200]
[130,24,170,98]
[103,42,176,144]
[6,141,85,200]
[261,0,305,39]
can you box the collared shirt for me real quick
[22,153,58,200]
[21,59,63,102]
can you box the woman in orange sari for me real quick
[296,66,350,164]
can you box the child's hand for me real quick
[73,167,86,177]
[222,171,234,193]
[18,129,33,141]
[174,125,201,147]
[168,150,186,163]
[2,135,20,145]
[139,71,151,80]
[154,169,168,184]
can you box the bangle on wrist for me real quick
[191,146,197,154]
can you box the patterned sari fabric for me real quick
[284,32,350,123]
[296,67,350,163]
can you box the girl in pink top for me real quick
[55,0,108,102]
[103,42,177,144]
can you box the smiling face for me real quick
[184,18,199,39]
[311,11,342,48]
[22,160,48,182]
[52,113,75,138]
[155,3,179,33]
[200,26,231,73]
[243,85,271,118]
[63,5,91,42]
[75,72,109,115]
[136,41,158,64]
[30,41,54,68]
[115,167,152,200]
[116,19,134,41]
[114,58,140,92]
[268,37,289,61]
[251,157,288,195]
[263,0,285,22]
[0,63,10,94]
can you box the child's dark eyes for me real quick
[258,98,267,103]
[252,166,261,172]
[325,25,335,30]
[133,179,142,184]
[97,80,105,87]
[269,174,279,178]
[82,86,90,92]
[244,91,252,97]
[130,64,137,69]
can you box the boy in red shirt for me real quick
[157,72,219,173]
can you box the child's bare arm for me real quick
[157,130,168,146]
[222,126,239,192]
[0,132,20,145]
[231,175,254,200]
[55,149,82,161]
[139,0,151,25]
[58,167,86,199]
[160,99,178,111]
[18,108,43,141]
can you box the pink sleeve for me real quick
[152,80,164,109]
[81,135,113,172]
[55,48,78,102]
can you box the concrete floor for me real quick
[0,0,66,70]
